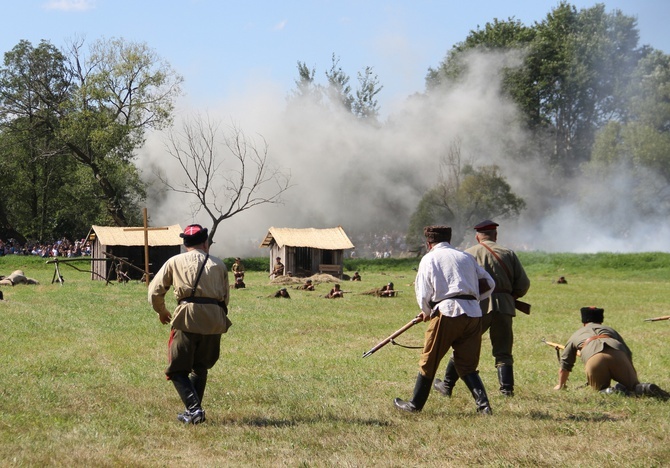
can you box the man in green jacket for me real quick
[434,220,530,397]
[554,306,669,399]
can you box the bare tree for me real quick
[159,114,292,243]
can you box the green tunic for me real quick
[560,323,632,372]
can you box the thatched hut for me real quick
[259,226,354,278]
[86,224,182,281]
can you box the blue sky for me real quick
[3,0,669,112]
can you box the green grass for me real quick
[1,253,669,466]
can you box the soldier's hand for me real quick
[158,310,172,325]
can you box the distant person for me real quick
[434,220,530,398]
[270,257,284,279]
[380,282,396,297]
[300,279,315,291]
[326,283,344,299]
[554,307,669,399]
[556,276,568,284]
[232,257,245,281]
[148,224,232,425]
[351,271,361,281]
[274,288,291,298]
[0,270,39,286]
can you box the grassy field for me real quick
[1,253,669,467]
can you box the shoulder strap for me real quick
[190,252,210,297]
[479,242,513,283]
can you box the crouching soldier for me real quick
[554,306,669,400]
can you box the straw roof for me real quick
[89,224,183,247]
[259,226,354,250]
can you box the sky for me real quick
[3,0,668,112]
[3,0,670,255]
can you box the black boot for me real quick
[497,364,514,397]
[434,358,459,397]
[461,372,493,415]
[635,383,670,401]
[394,373,433,413]
[190,369,208,404]
[171,372,206,424]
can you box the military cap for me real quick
[473,219,499,232]
[580,306,604,324]
[180,224,209,247]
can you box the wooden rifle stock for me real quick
[542,338,581,358]
[362,316,421,358]
[644,315,670,322]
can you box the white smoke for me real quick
[137,50,670,257]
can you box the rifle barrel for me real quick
[644,315,670,322]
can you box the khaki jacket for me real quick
[148,249,230,334]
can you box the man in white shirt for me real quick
[394,225,495,415]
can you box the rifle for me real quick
[644,315,670,322]
[542,338,580,362]
[362,315,422,358]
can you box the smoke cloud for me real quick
[137,50,670,257]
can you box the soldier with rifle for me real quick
[393,225,495,415]
[435,220,530,398]
[554,306,669,399]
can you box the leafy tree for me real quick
[58,37,183,226]
[407,140,525,247]
[289,61,321,103]
[290,55,383,119]
[0,40,77,240]
[353,66,383,121]
[0,37,183,237]
[427,2,645,175]
[325,54,353,112]
[590,49,670,212]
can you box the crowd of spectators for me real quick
[0,238,91,258]
[347,231,410,259]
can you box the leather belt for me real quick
[179,296,228,314]
[578,334,610,350]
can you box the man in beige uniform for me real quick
[148,224,231,424]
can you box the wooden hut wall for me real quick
[90,239,107,280]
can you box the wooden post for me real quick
[124,208,168,286]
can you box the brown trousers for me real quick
[584,346,639,391]
[419,313,482,379]
[165,329,222,377]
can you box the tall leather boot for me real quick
[394,373,433,413]
[635,383,670,401]
[190,369,208,404]
[461,372,493,415]
[171,372,206,424]
[434,358,459,397]
[497,364,514,397]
